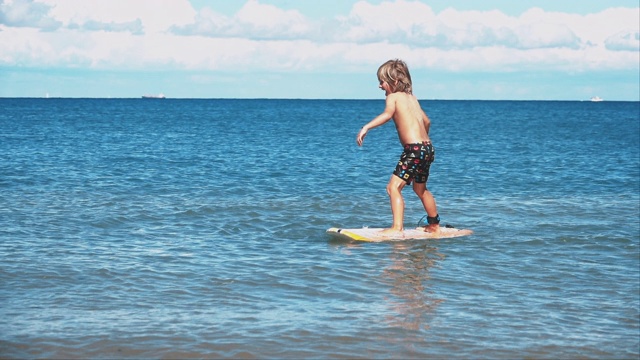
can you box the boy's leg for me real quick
[413,181,439,232]
[381,175,407,234]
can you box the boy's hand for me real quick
[356,127,367,146]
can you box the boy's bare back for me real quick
[385,92,431,146]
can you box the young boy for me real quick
[356,59,440,237]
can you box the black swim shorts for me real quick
[393,141,435,184]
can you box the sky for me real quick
[1,0,638,100]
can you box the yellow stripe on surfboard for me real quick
[326,228,373,241]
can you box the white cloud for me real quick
[68,18,144,34]
[171,0,311,40]
[335,0,438,44]
[0,0,60,29]
[334,3,585,50]
[605,30,640,51]
[38,0,195,33]
[0,0,638,74]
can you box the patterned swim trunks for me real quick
[393,141,435,184]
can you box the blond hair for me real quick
[377,59,413,94]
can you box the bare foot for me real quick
[422,224,440,233]
[379,228,404,238]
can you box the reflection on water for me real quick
[382,242,445,330]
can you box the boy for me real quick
[356,59,440,237]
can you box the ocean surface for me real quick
[1,98,638,359]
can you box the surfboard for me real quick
[326,226,473,242]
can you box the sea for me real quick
[0,98,638,359]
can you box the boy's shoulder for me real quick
[387,91,405,99]
[388,91,414,102]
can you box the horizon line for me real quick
[1,97,636,102]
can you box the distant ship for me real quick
[590,96,603,102]
[142,93,166,99]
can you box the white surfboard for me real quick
[326,226,473,242]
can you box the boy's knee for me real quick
[386,179,404,195]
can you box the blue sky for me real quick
[1,0,638,100]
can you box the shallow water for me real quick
[1,98,638,358]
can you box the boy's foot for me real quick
[379,228,404,238]
[422,224,440,233]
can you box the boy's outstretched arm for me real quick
[356,96,396,146]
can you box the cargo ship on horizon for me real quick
[142,93,166,99]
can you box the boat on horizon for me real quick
[590,96,603,102]
[142,93,166,99]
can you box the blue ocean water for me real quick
[0,98,638,358]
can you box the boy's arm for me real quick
[356,95,396,146]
